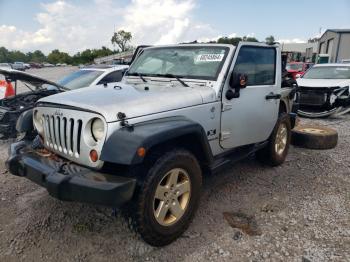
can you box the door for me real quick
[220,43,280,149]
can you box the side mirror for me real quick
[226,72,248,100]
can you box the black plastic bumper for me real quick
[6,141,137,207]
[0,123,16,139]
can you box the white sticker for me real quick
[196,54,224,62]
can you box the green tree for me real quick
[47,49,71,64]
[0,47,10,63]
[217,37,243,46]
[243,36,259,42]
[9,50,27,62]
[30,50,47,63]
[111,30,132,52]
[265,35,275,44]
[92,46,115,58]
[0,46,120,65]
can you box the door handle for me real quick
[265,92,281,100]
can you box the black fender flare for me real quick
[16,109,33,133]
[100,116,214,165]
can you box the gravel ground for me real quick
[0,68,349,261]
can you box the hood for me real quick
[297,78,350,88]
[38,81,217,122]
[0,68,66,91]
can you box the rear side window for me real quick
[233,46,276,86]
[58,70,103,90]
[97,70,125,84]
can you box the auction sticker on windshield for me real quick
[196,54,224,62]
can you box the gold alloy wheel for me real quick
[153,168,191,226]
[275,123,288,155]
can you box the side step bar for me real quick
[210,142,268,173]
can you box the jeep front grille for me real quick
[35,106,106,168]
[42,114,83,158]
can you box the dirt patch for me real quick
[223,212,261,236]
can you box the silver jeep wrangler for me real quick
[7,42,297,246]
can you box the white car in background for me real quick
[12,62,26,71]
[57,64,129,89]
[297,63,350,117]
[0,63,12,69]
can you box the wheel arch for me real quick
[279,100,287,114]
[100,116,214,166]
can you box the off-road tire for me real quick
[132,149,202,246]
[256,113,291,166]
[291,125,338,149]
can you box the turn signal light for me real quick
[137,147,146,157]
[90,150,98,162]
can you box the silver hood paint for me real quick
[38,82,217,122]
[297,78,350,88]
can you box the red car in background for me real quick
[286,62,314,79]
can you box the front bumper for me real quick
[297,86,350,111]
[0,123,13,138]
[6,141,137,207]
[0,112,17,139]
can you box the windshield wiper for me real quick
[127,72,148,83]
[155,73,189,87]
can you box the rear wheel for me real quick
[133,149,202,246]
[256,113,291,166]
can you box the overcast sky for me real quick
[0,0,349,54]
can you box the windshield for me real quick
[303,66,350,79]
[128,46,230,81]
[58,70,103,89]
[286,63,303,71]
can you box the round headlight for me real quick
[33,111,44,134]
[91,118,105,141]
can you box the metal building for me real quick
[318,29,350,63]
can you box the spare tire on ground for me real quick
[291,125,338,150]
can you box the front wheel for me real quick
[133,149,202,246]
[256,113,291,166]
